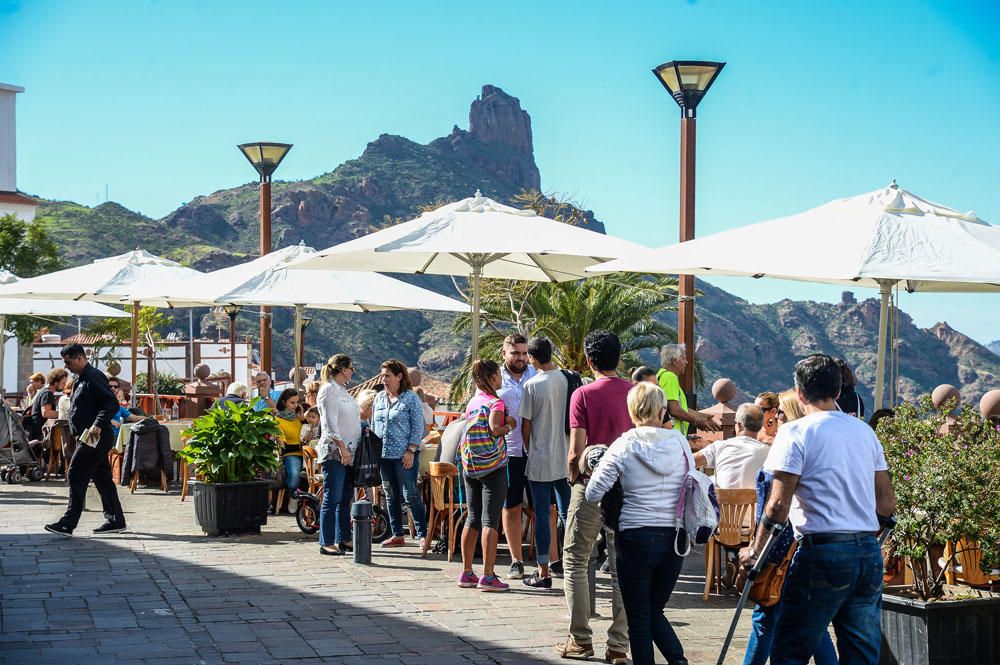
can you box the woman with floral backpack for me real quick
[457,359,516,592]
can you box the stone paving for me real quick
[0,480,756,664]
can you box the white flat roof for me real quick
[0,83,25,93]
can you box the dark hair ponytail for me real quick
[471,359,501,398]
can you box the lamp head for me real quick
[237,142,292,182]
[652,60,725,117]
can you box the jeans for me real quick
[319,459,353,546]
[283,455,303,492]
[616,527,687,665]
[528,478,571,565]
[744,600,838,665]
[563,483,628,651]
[380,454,427,538]
[771,535,884,665]
[60,429,124,529]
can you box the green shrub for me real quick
[178,399,281,484]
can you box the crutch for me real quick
[716,519,786,665]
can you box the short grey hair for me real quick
[735,403,764,433]
[227,382,248,398]
[660,343,687,367]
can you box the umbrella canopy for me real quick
[289,191,650,357]
[588,182,1000,407]
[122,243,467,388]
[0,271,129,396]
[0,250,206,387]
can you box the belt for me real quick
[799,531,876,547]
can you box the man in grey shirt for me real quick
[519,337,575,589]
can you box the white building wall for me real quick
[0,84,23,194]
[0,201,35,222]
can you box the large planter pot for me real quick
[881,586,1000,664]
[191,480,270,536]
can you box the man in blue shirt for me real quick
[498,333,537,580]
[252,372,282,412]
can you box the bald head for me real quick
[735,403,764,434]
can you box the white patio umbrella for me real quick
[588,182,1000,408]
[124,243,467,389]
[0,270,130,396]
[288,191,651,358]
[0,250,205,389]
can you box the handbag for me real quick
[352,426,383,488]
[746,541,797,607]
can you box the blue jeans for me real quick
[283,455,303,492]
[380,455,427,538]
[615,527,687,665]
[744,600,838,665]
[771,536,884,665]
[528,478,571,565]
[319,459,353,546]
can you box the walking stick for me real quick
[716,520,786,665]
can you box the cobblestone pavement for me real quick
[1,481,754,664]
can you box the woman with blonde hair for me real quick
[778,388,806,424]
[316,354,360,556]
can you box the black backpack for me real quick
[559,369,584,435]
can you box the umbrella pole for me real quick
[293,305,304,392]
[471,263,482,361]
[131,301,139,404]
[873,281,892,410]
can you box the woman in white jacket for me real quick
[585,381,691,665]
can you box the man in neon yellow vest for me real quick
[657,343,720,436]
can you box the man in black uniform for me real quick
[44,343,126,536]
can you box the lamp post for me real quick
[299,314,313,382]
[223,304,242,382]
[652,60,725,395]
[237,142,292,378]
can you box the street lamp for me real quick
[297,314,313,390]
[223,304,243,382]
[651,60,724,396]
[237,141,292,378]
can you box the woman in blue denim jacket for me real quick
[743,468,837,665]
[371,359,428,548]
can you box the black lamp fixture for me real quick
[652,61,726,117]
[222,304,243,380]
[237,142,293,183]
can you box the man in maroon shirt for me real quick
[556,330,632,664]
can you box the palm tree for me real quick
[447,273,680,403]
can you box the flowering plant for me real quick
[876,396,1000,599]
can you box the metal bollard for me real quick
[351,500,372,564]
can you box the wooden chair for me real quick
[44,421,72,480]
[129,467,169,494]
[301,447,324,495]
[944,538,1000,588]
[423,461,462,560]
[704,488,757,600]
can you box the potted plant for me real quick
[177,399,281,536]
[876,397,1000,665]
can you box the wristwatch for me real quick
[406,445,418,454]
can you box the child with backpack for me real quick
[457,359,516,592]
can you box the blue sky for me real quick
[2,0,998,343]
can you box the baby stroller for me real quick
[0,401,44,483]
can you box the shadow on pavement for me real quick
[0,533,565,664]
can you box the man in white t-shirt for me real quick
[694,403,770,489]
[740,355,896,665]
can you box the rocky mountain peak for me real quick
[469,85,534,154]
